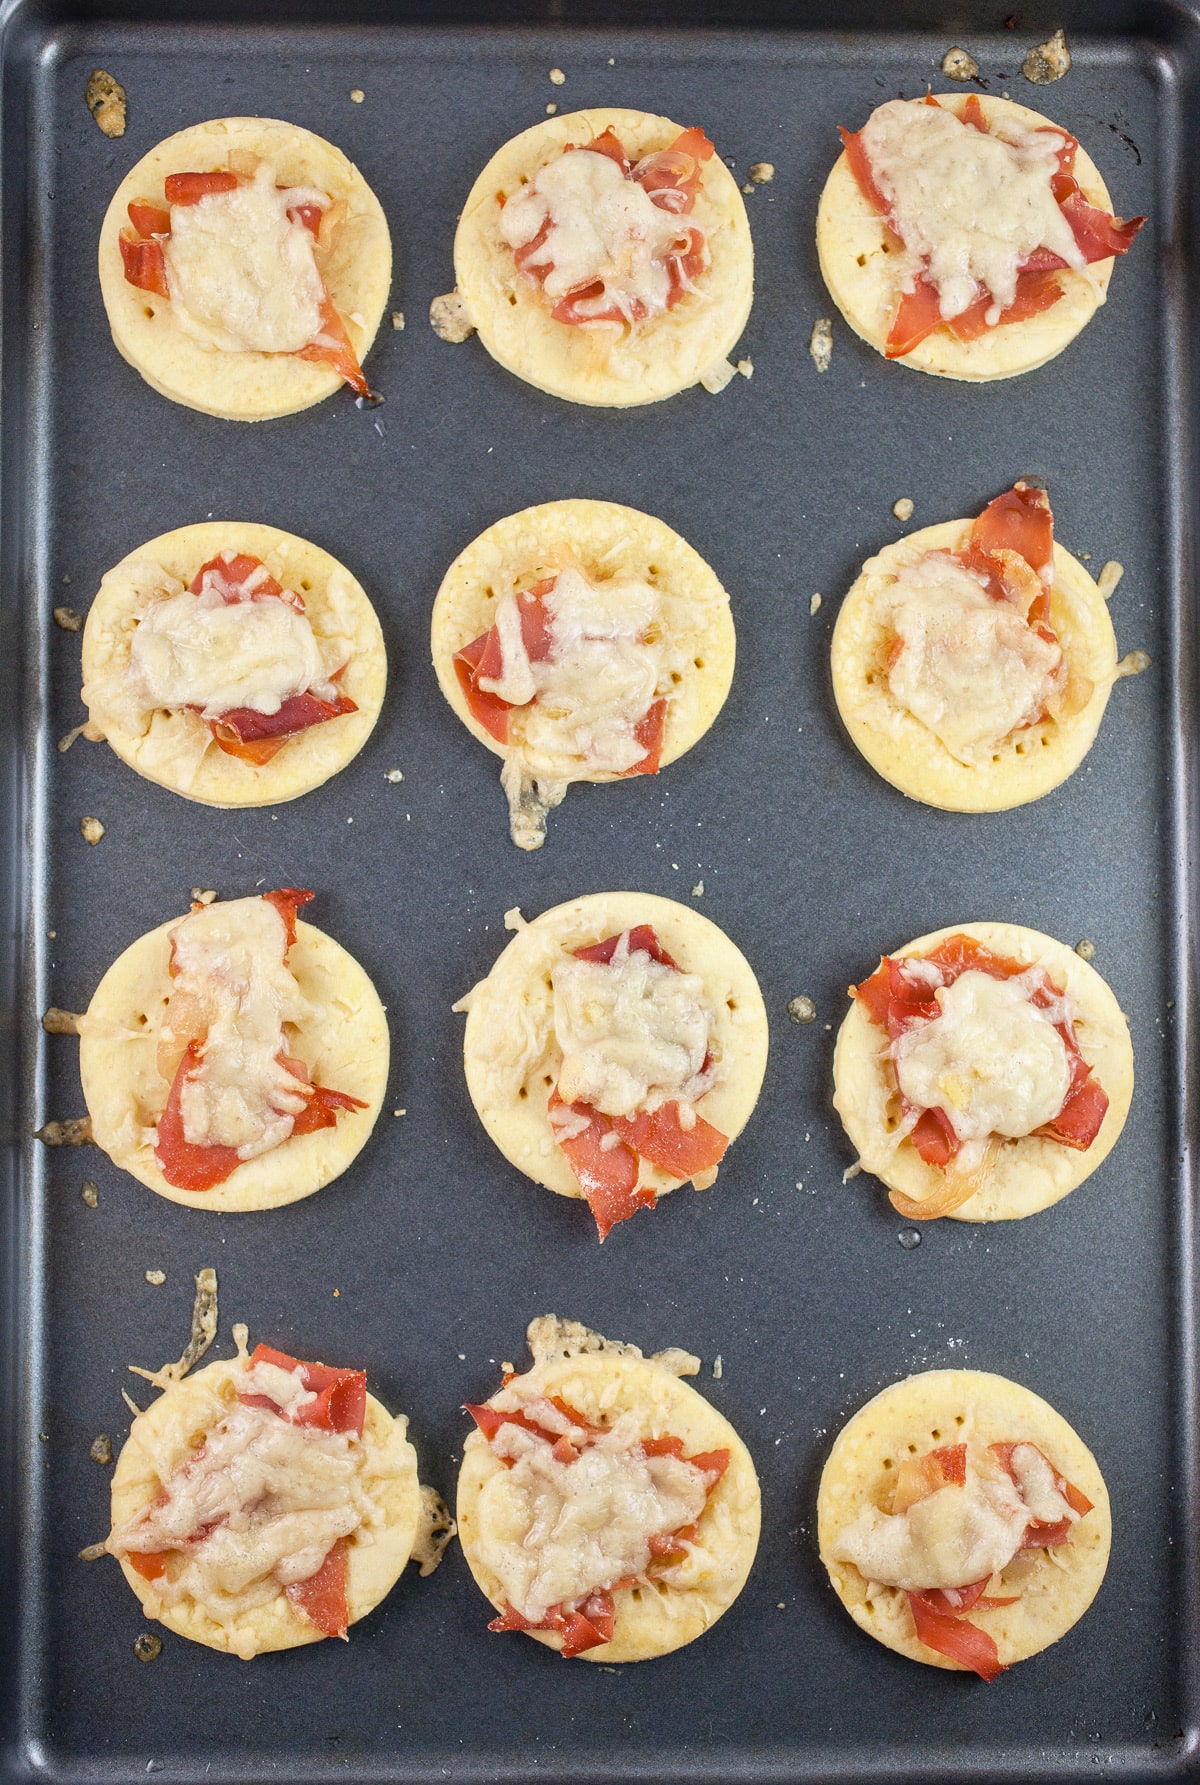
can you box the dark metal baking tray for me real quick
[1,1,1196,1780]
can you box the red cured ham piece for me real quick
[547,1088,652,1241]
[516,126,714,326]
[853,931,1108,1169]
[188,552,294,605]
[286,1536,350,1639]
[573,925,679,969]
[453,583,556,743]
[128,199,171,237]
[126,1549,170,1581]
[969,481,1054,586]
[288,201,324,236]
[164,170,240,204]
[119,233,170,298]
[906,1589,1007,1682]
[841,97,1145,357]
[295,291,371,397]
[617,698,668,777]
[610,1102,727,1179]
[209,691,358,765]
[153,890,364,1190]
[464,1394,601,1464]
[239,1342,367,1437]
[488,1591,616,1657]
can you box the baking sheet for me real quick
[2,3,1197,1780]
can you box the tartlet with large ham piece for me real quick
[77,889,388,1211]
[831,481,1130,813]
[817,92,1145,380]
[457,1315,760,1661]
[455,894,768,1240]
[450,108,753,406]
[818,1370,1111,1677]
[832,921,1133,1222]
[431,499,736,849]
[80,521,386,807]
[98,117,391,420]
[105,1331,426,1656]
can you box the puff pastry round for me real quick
[453,108,753,406]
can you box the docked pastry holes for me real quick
[832,921,1133,1222]
[831,516,1119,811]
[817,93,1132,380]
[81,522,386,807]
[453,108,753,406]
[457,1333,760,1662]
[818,1370,1111,1674]
[78,901,388,1211]
[455,893,768,1232]
[98,117,391,419]
[431,500,735,848]
[107,1347,421,1656]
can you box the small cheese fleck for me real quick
[90,1435,112,1465]
[942,47,980,81]
[809,317,833,373]
[190,888,217,905]
[736,357,754,379]
[546,103,558,115]
[53,606,82,632]
[85,68,126,138]
[391,311,405,331]
[1075,939,1096,961]
[809,593,822,616]
[80,817,105,845]
[81,1181,99,1208]
[700,358,737,394]
[749,161,775,184]
[349,87,365,103]
[145,1269,166,1286]
[430,290,476,343]
[691,881,704,897]
[893,497,915,521]
[788,995,817,1024]
[386,768,404,782]
[1023,28,1071,83]
[713,1354,723,1379]
[549,66,566,84]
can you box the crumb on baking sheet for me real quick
[809,317,833,373]
[86,68,126,138]
[429,290,475,343]
[190,888,217,905]
[53,606,82,632]
[546,103,558,114]
[78,1541,107,1561]
[712,1354,723,1379]
[941,47,980,81]
[80,816,105,845]
[788,995,817,1024]
[90,1434,112,1465]
[1115,648,1150,679]
[392,1108,407,1117]
[892,496,915,521]
[81,1181,99,1208]
[350,87,364,103]
[1023,28,1071,83]
[1097,560,1124,601]
[1076,939,1096,960]
[145,1269,165,1286]
[35,1116,93,1147]
[42,1007,81,1035]
[128,1267,218,1389]
[809,593,822,616]
[736,357,754,379]
[133,1633,162,1663]
[58,726,86,755]
[391,310,405,330]
[386,767,404,782]
[549,66,566,84]
[749,161,775,184]
[691,880,704,897]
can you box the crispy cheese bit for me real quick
[86,68,126,137]
[107,1347,378,1654]
[468,1385,721,1651]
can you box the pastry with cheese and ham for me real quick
[80,521,386,807]
[831,482,1128,812]
[77,889,388,1211]
[832,921,1133,1222]
[431,500,735,849]
[98,117,391,420]
[451,108,753,406]
[455,893,768,1240]
[105,1332,427,1656]
[817,92,1145,380]
[818,1370,1111,1677]
[456,1315,760,1661]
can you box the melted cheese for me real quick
[828,1449,1029,1590]
[481,568,665,774]
[108,1359,368,1623]
[130,585,330,721]
[1008,1441,1076,1526]
[860,99,1085,322]
[474,1392,709,1621]
[552,929,714,1117]
[499,148,700,323]
[159,896,312,1155]
[886,552,1063,763]
[164,161,328,354]
[892,970,1072,1143]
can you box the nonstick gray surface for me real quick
[3,10,1192,1784]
